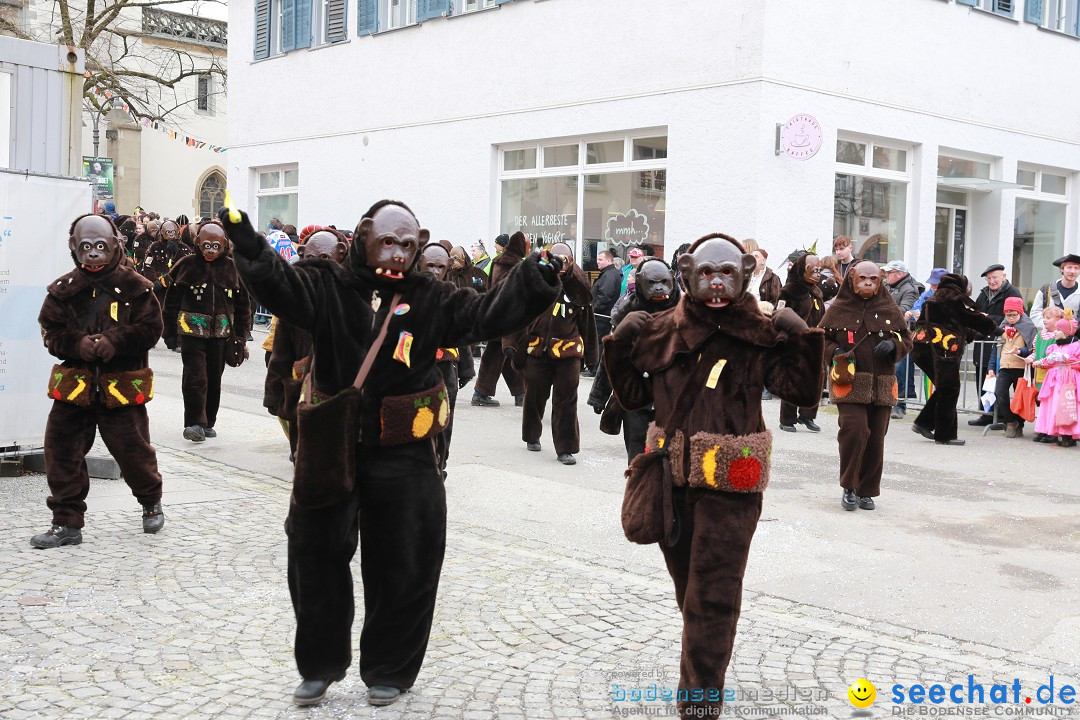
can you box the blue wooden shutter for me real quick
[992,0,1014,16]
[326,0,347,42]
[1024,0,1044,23]
[956,0,977,6]
[254,0,271,59]
[295,0,312,48]
[281,0,296,50]
[418,0,449,21]
[495,0,515,5]
[357,0,378,35]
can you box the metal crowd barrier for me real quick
[900,339,1001,417]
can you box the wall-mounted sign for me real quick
[605,209,650,247]
[82,156,114,199]
[776,114,822,160]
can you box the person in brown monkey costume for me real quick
[472,231,529,406]
[162,220,251,442]
[909,273,996,446]
[218,200,562,708]
[263,229,350,462]
[820,261,913,511]
[447,244,489,293]
[514,241,598,465]
[31,214,165,549]
[605,233,824,718]
[140,219,192,311]
[417,242,476,478]
[777,251,825,432]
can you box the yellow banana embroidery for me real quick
[66,378,86,401]
[179,313,191,334]
[107,379,130,405]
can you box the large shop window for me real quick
[833,137,910,264]
[498,132,668,271]
[256,165,299,231]
[1013,165,1069,299]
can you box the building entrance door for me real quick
[934,204,968,274]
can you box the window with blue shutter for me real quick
[991,0,1014,16]
[1025,0,1044,23]
[295,0,312,48]
[418,0,450,21]
[357,0,378,35]
[254,0,271,59]
[281,0,296,51]
[956,0,977,6]
[495,0,515,5]
[326,0,347,42]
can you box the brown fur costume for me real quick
[605,235,824,717]
[473,231,528,398]
[820,269,913,497]
[777,252,826,426]
[38,252,164,528]
[910,274,996,442]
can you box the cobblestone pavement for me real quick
[2,441,1077,720]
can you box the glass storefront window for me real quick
[836,140,866,166]
[257,193,298,231]
[872,147,907,171]
[1017,169,1037,187]
[1012,199,1066,298]
[504,148,537,172]
[543,144,579,168]
[833,174,907,263]
[1042,173,1067,195]
[586,140,624,165]
[581,170,666,270]
[632,137,667,161]
[939,156,991,179]
[500,176,578,251]
[259,171,280,190]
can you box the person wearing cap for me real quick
[620,247,646,296]
[970,264,1023,426]
[471,240,493,277]
[1030,254,1080,333]
[907,268,946,322]
[994,296,1036,438]
[884,261,922,419]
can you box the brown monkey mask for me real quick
[70,215,122,273]
[802,254,822,285]
[196,223,228,262]
[299,230,348,264]
[449,246,467,270]
[549,242,573,277]
[636,259,676,303]
[851,260,882,299]
[677,235,756,309]
[418,243,451,281]
[158,220,180,242]
[356,205,429,281]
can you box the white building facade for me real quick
[227,0,1080,299]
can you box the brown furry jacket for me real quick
[162,254,251,344]
[779,254,825,326]
[914,273,997,356]
[516,264,599,367]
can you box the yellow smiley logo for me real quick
[848,678,876,708]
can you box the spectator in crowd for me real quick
[994,296,1037,438]
[590,250,622,374]
[620,247,646,296]
[1030,254,1080,332]
[906,267,946,322]
[970,264,1023,426]
[832,235,859,278]
[472,239,493,276]
[884,260,923,418]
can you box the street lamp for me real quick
[89,96,115,158]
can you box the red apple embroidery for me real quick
[728,447,761,490]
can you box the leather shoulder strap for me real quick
[353,292,402,390]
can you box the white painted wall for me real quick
[227,0,1080,291]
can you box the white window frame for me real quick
[195,74,214,115]
[1016,164,1070,200]
[311,0,344,46]
[834,133,914,263]
[460,0,496,13]
[386,0,418,29]
[1042,0,1079,32]
[974,0,1016,18]
[255,163,300,227]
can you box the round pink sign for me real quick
[780,114,823,160]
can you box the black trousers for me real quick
[995,367,1025,426]
[286,442,446,689]
[435,361,459,475]
[912,345,961,442]
[473,341,524,398]
[180,336,226,428]
[836,403,892,497]
[779,398,818,425]
[44,400,163,528]
[623,408,652,464]
[522,357,581,455]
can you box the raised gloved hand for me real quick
[533,249,564,279]
[873,339,896,360]
[612,311,650,341]
[77,336,97,362]
[772,307,808,335]
[217,207,264,261]
[90,334,117,362]
[458,374,472,390]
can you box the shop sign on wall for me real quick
[512,213,571,245]
[776,114,822,160]
[605,209,650,247]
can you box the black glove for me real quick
[164,336,178,351]
[593,403,604,415]
[873,339,896,359]
[90,335,117,362]
[166,240,179,256]
[217,207,264,261]
[77,336,98,362]
[772,307,808,335]
[153,277,167,294]
[458,374,471,390]
[533,249,564,278]
[612,311,650,341]
[504,347,515,360]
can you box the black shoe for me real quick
[30,524,82,549]
[580,368,596,378]
[857,496,875,510]
[514,393,525,407]
[183,424,206,442]
[294,676,343,707]
[367,685,402,706]
[841,490,857,511]
[890,407,905,420]
[1036,434,1057,444]
[201,426,217,438]
[911,423,935,441]
[471,393,500,407]
[526,441,541,452]
[968,415,992,427]
[142,503,165,534]
[1058,437,1077,448]
[797,417,821,433]
[779,424,796,433]
[289,451,296,463]
[1032,433,1046,443]
[557,453,576,465]
[936,438,966,446]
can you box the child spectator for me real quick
[994,296,1036,438]
[1032,318,1080,448]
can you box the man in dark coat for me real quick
[777,252,825,432]
[219,201,561,708]
[970,263,1023,426]
[472,231,529,406]
[32,214,165,548]
[516,242,598,465]
[821,261,913,510]
[591,249,622,349]
[606,233,824,718]
[911,273,997,445]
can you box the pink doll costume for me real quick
[1034,318,1080,446]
